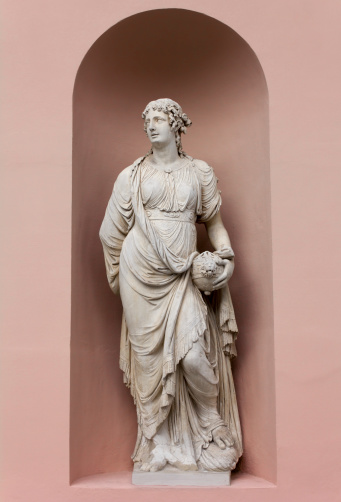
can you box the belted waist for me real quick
[146,208,196,223]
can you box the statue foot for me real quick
[140,445,168,472]
[212,425,234,449]
[199,426,238,471]
[167,446,197,471]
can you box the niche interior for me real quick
[71,8,276,484]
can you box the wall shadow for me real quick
[71,8,276,483]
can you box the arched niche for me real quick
[71,8,276,484]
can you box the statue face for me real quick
[144,109,176,148]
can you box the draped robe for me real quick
[100,156,242,470]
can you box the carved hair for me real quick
[142,98,192,155]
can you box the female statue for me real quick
[100,99,242,473]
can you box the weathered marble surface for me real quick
[100,99,242,478]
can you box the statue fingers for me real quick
[215,437,226,450]
[211,281,227,291]
[223,436,234,448]
[213,270,227,284]
[212,269,228,287]
[215,257,228,267]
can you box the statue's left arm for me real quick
[205,212,235,291]
[205,211,239,360]
[194,159,235,291]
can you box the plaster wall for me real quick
[1,1,341,501]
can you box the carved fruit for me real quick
[191,251,224,292]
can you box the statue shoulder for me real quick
[113,165,134,198]
[116,165,132,183]
[193,158,211,170]
[115,156,144,186]
[192,158,215,178]
[113,155,146,198]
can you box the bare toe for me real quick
[216,438,226,450]
[212,425,234,450]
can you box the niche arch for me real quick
[71,8,276,484]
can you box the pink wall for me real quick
[1,1,341,501]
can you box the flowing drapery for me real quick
[100,156,242,469]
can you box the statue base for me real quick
[132,464,231,486]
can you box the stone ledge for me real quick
[132,465,231,486]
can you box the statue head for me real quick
[142,98,192,155]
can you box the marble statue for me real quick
[100,99,242,478]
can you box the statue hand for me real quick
[211,258,234,291]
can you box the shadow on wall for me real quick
[71,8,276,484]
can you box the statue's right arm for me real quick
[99,166,133,295]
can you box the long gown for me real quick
[100,155,242,471]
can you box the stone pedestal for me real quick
[132,465,231,486]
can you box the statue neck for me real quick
[150,142,179,166]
